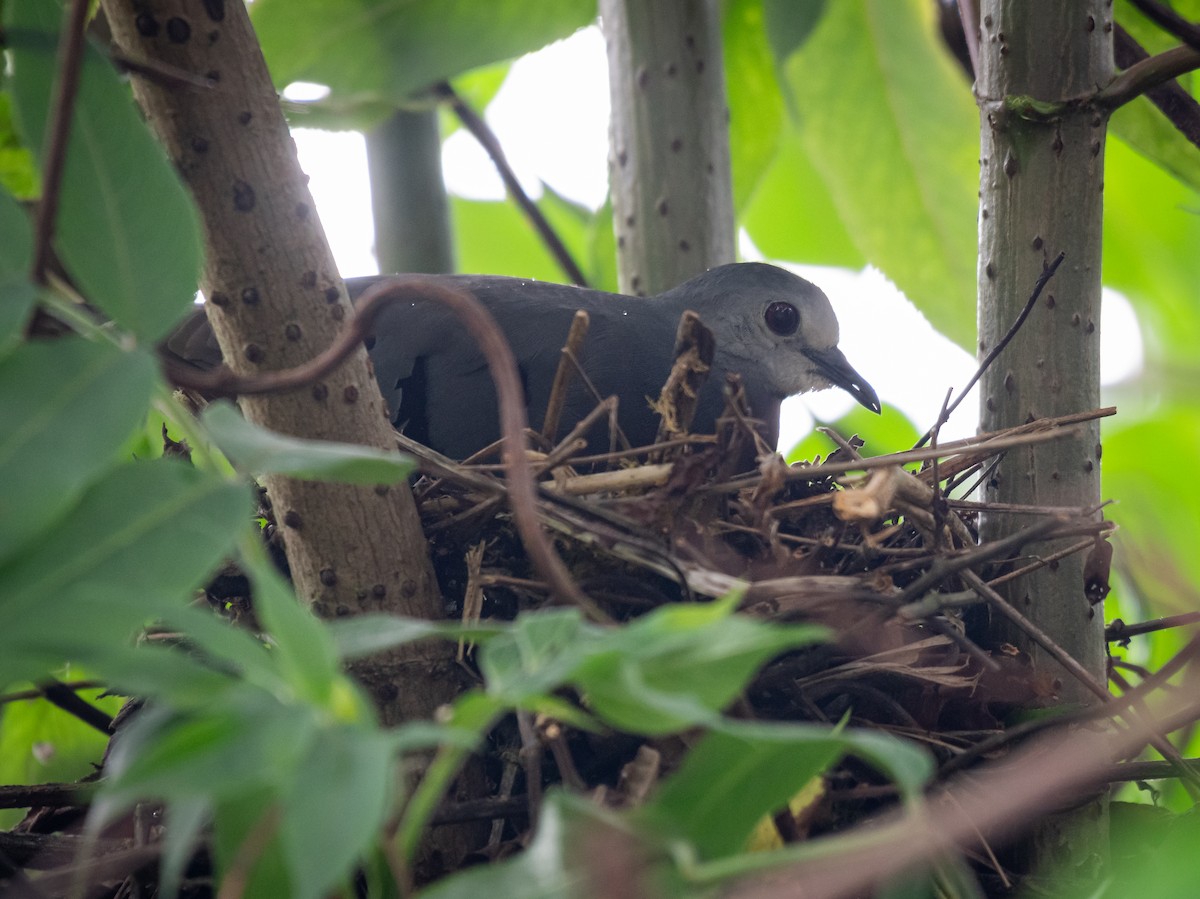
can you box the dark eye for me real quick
[764,301,799,336]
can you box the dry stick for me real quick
[1107,611,1200,642]
[550,396,618,459]
[965,561,1200,789]
[985,537,1096,588]
[541,310,590,444]
[515,711,544,832]
[30,0,91,285]
[1108,665,1200,796]
[434,81,589,287]
[720,408,1115,494]
[963,569,1109,702]
[914,252,1064,450]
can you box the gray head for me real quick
[660,262,880,414]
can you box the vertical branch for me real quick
[600,0,734,296]
[976,0,1111,879]
[366,108,456,275]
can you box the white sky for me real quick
[291,25,1143,451]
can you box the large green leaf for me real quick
[454,195,593,284]
[478,599,828,735]
[644,720,930,860]
[0,339,156,564]
[418,791,655,899]
[0,460,250,683]
[1109,0,1200,194]
[741,129,865,268]
[724,0,786,213]
[1104,405,1200,591]
[1103,136,1200,372]
[253,0,596,104]
[770,0,978,347]
[0,92,38,199]
[0,187,35,353]
[4,0,203,342]
[201,401,415,485]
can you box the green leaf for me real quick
[644,721,845,859]
[0,339,156,563]
[477,600,827,735]
[253,0,595,104]
[762,0,830,64]
[740,129,864,268]
[0,460,250,683]
[0,92,38,199]
[0,682,116,829]
[1111,95,1200,195]
[417,790,654,899]
[98,691,318,811]
[240,541,343,709]
[724,0,786,212]
[5,0,203,342]
[276,728,395,899]
[329,613,503,660]
[453,195,584,283]
[1104,406,1200,590]
[574,600,827,734]
[786,403,921,462]
[1103,135,1200,372]
[0,188,35,353]
[771,0,978,348]
[200,401,415,484]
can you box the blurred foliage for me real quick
[3,0,1200,895]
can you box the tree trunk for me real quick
[976,0,1110,882]
[366,108,456,275]
[600,0,735,294]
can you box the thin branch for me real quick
[914,252,1064,449]
[37,678,113,735]
[1098,43,1200,109]
[1128,0,1200,52]
[1107,611,1200,642]
[30,0,91,285]
[955,0,980,76]
[433,81,589,287]
[1114,23,1200,151]
[541,310,590,444]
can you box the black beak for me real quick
[804,347,881,414]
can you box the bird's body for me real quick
[164,263,879,460]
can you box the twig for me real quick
[30,0,91,285]
[985,537,1097,588]
[541,310,590,444]
[1098,44,1200,109]
[717,409,1114,496]
[1107,611,1200,642]
[37,678,113,735]
[434,81,589,287]
[955,0,980,76]
[515,711,545,831]
[1128,0,1200,53]
[962,569,1111,703]
[0,679,103,704]
[914,252,1064,449]
[1114,23,1200,151]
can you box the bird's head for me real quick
[666,263,881,414]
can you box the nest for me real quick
[376,388,1115,859]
